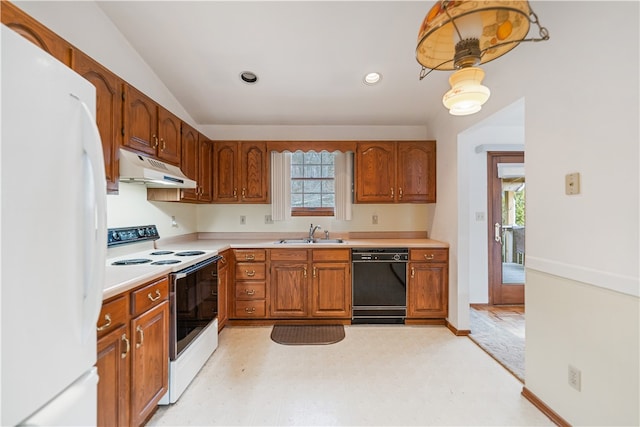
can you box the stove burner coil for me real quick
[175,251,206,256]
[111,258,152,265]
[151,260,182,265]
[150,251,174,255]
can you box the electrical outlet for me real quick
[372,214,378,225]
[568,365,581,391]
[171,215,178,227]
[565,172,580,195]
[265,214,274,224]
[240,215,246,225]
[475,212,485,221]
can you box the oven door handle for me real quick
[171,255,222,279]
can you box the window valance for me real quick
[266,140,356,153]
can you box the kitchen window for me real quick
[290,151,335,216]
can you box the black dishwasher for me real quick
[352,248,408,324]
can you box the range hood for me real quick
[119,149,196,188]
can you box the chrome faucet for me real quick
[309,223,322,240]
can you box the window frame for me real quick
[290,150,336,217]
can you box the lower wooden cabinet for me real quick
[217,249,231,331]
[310,249,351,318]
[407,248,449,319]
[232,249,268,319]
[269,248,351,319]
[97,276,169,427]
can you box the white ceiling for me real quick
[96,0,456,126]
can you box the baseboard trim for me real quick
[521,387,571,427]
[445,320,470,336]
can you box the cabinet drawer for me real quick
[312,248,350,262]
[235,263,266,280]
[131,277,169,316]
[410,248,449,262]
[236,282,266,300]
[234,249,266,262]
[235,300,266,317]
[270,249,308,262]
[97,295,128,338]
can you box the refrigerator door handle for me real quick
[76,96,107,341]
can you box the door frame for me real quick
[487,151,525,305]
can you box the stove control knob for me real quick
[393,253,401,261]
[110,231,120,241]
[137,228,146,237]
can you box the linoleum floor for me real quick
[147,325,551,426]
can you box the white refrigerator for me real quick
[1,25,107,425]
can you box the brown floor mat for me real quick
[271,325,345,345]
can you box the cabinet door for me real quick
[407,262,448,318]
[180,123,199,202]
[198,139,213,202]
[213,141,239,202]
[355,141,396,202]
[217,252,230,330]
[157,106,181,165]
[122,85,158,156]
[71,50,121,194]
[1,1,72,65]
[311,262,351,318]
[270,262,308,317]
[130,301,169,427]
[240,141,269,203]
[397,141,436,203]
[96,325,130,427]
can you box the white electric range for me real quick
[106,225,221,406]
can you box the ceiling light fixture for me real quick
[364,72,382,85]
[416,0,549,116]
[240,71,258,84]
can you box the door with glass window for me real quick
[487,152,525,304]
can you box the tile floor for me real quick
[147,325,551,426]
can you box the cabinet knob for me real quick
[399,187,403,199]
[244,307,256,314]
[390,188,394,199]
[147,289,161,302]
[411,267,415,279]
[244,289,256,296]
[245,270,256,277]
[136,325,144,349]
[424,254,435,260]
[245,254,255,261]
[152,134,159,148]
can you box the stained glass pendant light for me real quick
[416,0,549,115]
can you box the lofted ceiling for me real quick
[95,1,526,127]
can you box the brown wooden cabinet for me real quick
[270,249,309,318]
[355,141,436,203]
[122,84,181,166]
[97,276,169,427]
[270,248,351,319]
[71,50,122,194]
[213,141,269,203]
[407,248,448,319]
[180,126,212,202]
[96,295,130,427]
[1,1,72,66]
[217,249,231,331]
[232,249,268,318]
[310,249,351,318]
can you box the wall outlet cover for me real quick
[565,172,580,195]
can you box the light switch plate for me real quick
[565,172,580,195]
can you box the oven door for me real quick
[169,255,221,360]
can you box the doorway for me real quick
[487,151,525,305]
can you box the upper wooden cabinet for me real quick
[1,1,72,66]
[180,126,212,203]
[71,50,122,194]
[355,141,436,203]
[122,84,181,166]
[212,141,269,203]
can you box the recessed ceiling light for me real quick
[363,72,382,85]
[240,71,258,84]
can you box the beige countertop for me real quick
[103,234,449,300]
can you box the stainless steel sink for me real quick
[276,239,312,244]
[275,238,344,244]
[312,239,344,244]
